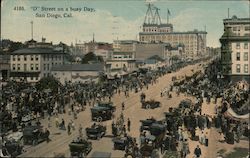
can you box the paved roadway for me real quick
[20,62,205,157]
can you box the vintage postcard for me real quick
[0,0,249,158]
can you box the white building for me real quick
[139,4,207,59]
[10,40,66,82]
[106,51,137,77]
[51,64,104,84]
[220,15,250,82]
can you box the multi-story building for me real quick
[10,39,66,82]
[51,64,104,84]
[139,4,207,59]
[0,53,10,81]
[220,15,250,82]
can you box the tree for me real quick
[36,76,61,94]
[81,52,98,64]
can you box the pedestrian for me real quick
[122,102,125,111]
[199,131,205,145]
[79,124,83,138]
[67,123,71,135]
[194,145,202,158]
[55,117,59,128]
[127,118,131,132]
[45,128,50,143]
[122,125,126,136]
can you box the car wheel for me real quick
[146,104,150,109]
[97,117,102,122]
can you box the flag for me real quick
[168,9,171,16]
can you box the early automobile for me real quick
[22,125,47,145]
[112,137,128,150]
[141,100,160,109]
[140,118,157,132]
[69,138,92,157]
[1,139,23,157]
[90,106,113,122]
[96,101,116,112]
[86,124,106,140]
[112,136,133,151]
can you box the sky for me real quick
[1,0,249,47]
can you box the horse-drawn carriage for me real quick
[86,124,106,140]
[69,138,92,157]
[141,100,160,109]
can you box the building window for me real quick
[17,64,20,70]
[24,55,27,61]
[236,52,240,61]
[244,52,248,61]
[31,64,34,70]
[236,64,240,73]
[12,64,16,70]
[236,43,240,49]
[13,55,16,61]
[35,55,39,61]
[244,43,248,49]
[44,64,46,70]
[17,56,20,61]
[35,77,38,80]
[24,64,27,71]
[233,27,237,31]
[245,26,250,31]
[30,77,33,80]
[244,64,248,73]
[31,55,34,61]
[47,64,50,70]
[35,64,39,70]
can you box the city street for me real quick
[20,61,206,157]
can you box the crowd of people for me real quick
[3,56,243,158]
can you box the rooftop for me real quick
[139,30,207,35]
[143,23,173,28]
[223,15,250,23]
[11,47,65,55]
[51,64,104,71]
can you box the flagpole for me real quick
[167,9,169,24]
